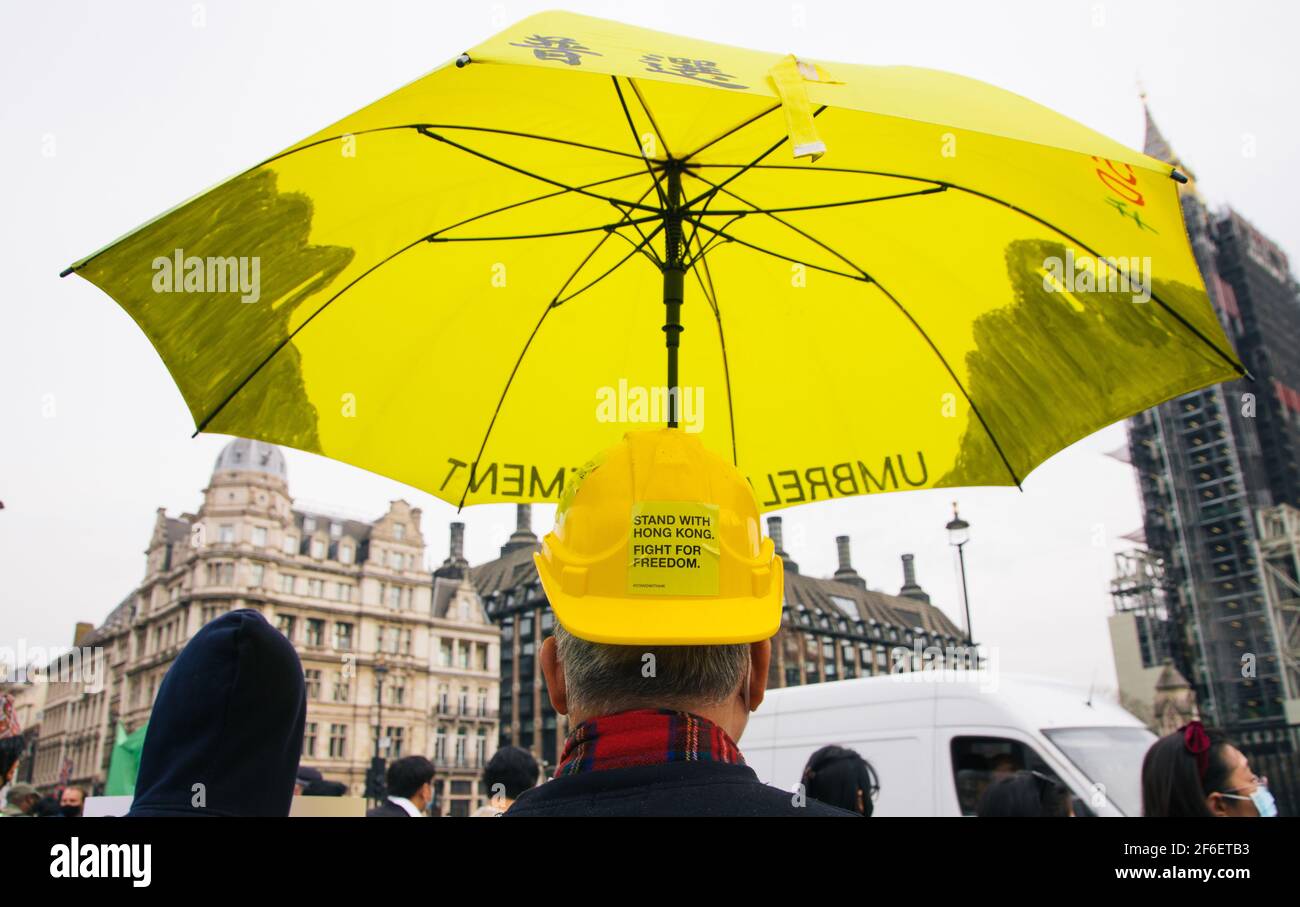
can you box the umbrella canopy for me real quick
[64,10,1245,510]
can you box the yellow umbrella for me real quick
[64,10,1245,510]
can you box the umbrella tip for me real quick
[455,53,471,68]
[59,265,75,278]
[1170,168,1188,184]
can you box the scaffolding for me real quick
[1256,505,1300,719]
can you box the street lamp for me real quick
[946,502,974,646]
[373,660,389,758]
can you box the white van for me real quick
[742,670,1155,816]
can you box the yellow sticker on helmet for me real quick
[628,501,720,596]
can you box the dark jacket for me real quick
[127,609,306,817]
[504,761,859,817]
[366,799,413,818]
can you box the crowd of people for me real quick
[0,606,1278,818]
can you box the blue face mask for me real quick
[1250,786,1278,818]
[1222,785,1278,817]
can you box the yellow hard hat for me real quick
[534,428,783,645]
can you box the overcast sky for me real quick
[3,0,1297,695]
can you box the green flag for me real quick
[104,720,147,796]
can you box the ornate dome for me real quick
[213,437,287,479]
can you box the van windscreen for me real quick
[1042,726,1155,816]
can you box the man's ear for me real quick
[540,635,568,715]
[747,639,772,711]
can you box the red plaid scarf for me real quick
[555,709,744,776]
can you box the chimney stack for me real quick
[501,503,539,555]
[898,553,931,603]
[434,522,469,579]
[766,516,799,574]
[832,535,866,588]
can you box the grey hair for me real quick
[552,624,751,717]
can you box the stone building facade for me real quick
[29,438,500,816]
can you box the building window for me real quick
[305,619,325,647]
[250,563,265,588]
[332,674,351,703]
[389,550,402,570]
[339,545,353,565]
[387,726,404,759]
[455,727,468,767]
[280,573,294,594]
[330,521,342,539]
[308,578,322,598]
[252,526,267,547]
[310,538,325,560]
[388,585,401,609]
[439,640,453,667]
[435,726,447,763]
[283,535,297,555]
[401,628,412,655]
[303,723,317,758]
[206,562,235,585]
[458,642,470,669]
[304,669,321,699]
[333,622,354,651]
[276,615,295,640]
[218,524,235,544]
[393,524,405,541]
[328,724,347,759]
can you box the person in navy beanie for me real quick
[127,609,306,816]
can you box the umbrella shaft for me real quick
[663,167,684,428]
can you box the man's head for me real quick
[483,746,540,805]
[542,627,769,741]
[535,429,780,740]
[59,785,85,817]
[5,783,39,814]
[386,756,435,811]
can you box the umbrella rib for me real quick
[683,213,745,268]
[602,222,666,271]
[681,103,783,161]
[688,196,1023,487]
[257,123,650,169]
[680,106,826,211]
[694,185,948,216]
[415,127,662,213]
[553,222,666,308]
[191,174,663,437]
[684,169,869,278]
[428,214,662,243]
[627,78,674,160]
[612,76,668,209]
[692,162,1246,378]
[868,276,1024,489]
[427,168,656,238]
[456,199,664,510]
[686,230,739,466]
[684,217,867,282]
